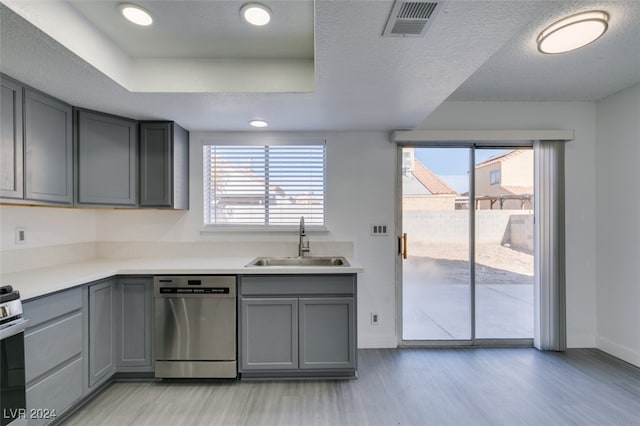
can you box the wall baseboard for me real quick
[567,333,597,348]
[597,336,640,368]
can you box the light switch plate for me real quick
[371,224,388,236]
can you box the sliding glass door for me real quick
[400,146,534,344]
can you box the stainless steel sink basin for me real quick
[246,256,350,267]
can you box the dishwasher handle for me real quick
[154,276,237,297]
[157,286,230,296]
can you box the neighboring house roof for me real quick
[211,157,285,202]
[475,149,526,168]
[502,185,534,195]
[412,160,458,195]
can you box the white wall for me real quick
[0,102,604,351]
[595,84,640,367]
[419,101,598,348]
[95,131,398,348]
[0,205,96,250]
[0,205,97,273]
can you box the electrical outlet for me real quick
[15,227,27,245]
[370,312,380,325]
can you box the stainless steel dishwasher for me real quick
[154,276,236,378]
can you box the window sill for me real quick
[200,225,329,234]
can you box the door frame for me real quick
[396,142,535,348]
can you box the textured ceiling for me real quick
[1,0,639,132]
[448,0,640,102]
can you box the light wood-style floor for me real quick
[63,348,640,426]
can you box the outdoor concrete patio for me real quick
[402,243,534,341]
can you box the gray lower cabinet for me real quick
[139,121,189,209]
[299,297,356,369]
[238,274,357,378]
[115,277,153,371]
[0,75,23,199]
[87,279,116,388]
[76,109,137,206]
[23,288,84,426]
[24,89,73,204]
[21,277,154,425]
[241,298,298,370]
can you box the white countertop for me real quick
[1,257,363,301]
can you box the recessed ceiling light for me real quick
[249,120,269,128]
[119,4,153,26]
[537,10,609,54]
[241,3,271,26]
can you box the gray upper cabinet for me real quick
[76,109,137,206]
[2,75,190,212]
[23,88,74,204]
[1,74,74,206]
[139,121,189,209]
[0,75,24,199]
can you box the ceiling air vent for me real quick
[382,0,442,38]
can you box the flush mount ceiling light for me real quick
[241,3,272,26]
[537,10,609,54]
[249,120,269,128]
[119,3,153,26]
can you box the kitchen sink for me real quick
[246,256,350,267]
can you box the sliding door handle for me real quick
[398,233,408,259]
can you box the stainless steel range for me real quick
[154,276,237,379]
[0,285,28,426]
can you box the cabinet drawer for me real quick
[24,312,83,383]
[240,275,355,296]
[26,357,83,426]
[23,287,82,328]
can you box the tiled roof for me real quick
[502,185,534,195]
[475,149,524,168]
[412,160,458,195]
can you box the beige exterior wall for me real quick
[403,195,457,211]
[475,150,533,209]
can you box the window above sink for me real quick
[203,142,326,230]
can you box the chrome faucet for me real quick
[298,216,310,258]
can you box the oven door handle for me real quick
[0,318,29,340]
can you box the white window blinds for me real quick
[203,144,326,227]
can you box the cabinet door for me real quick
[0,75,23,199]
[24,89,73,204]
[240,298,298,371]
[139,121,189,209]
[299,297,356,370]
[115,277,153,370]
[88,280,116,387]
[139,122,172,207]
[77,110,137,206]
